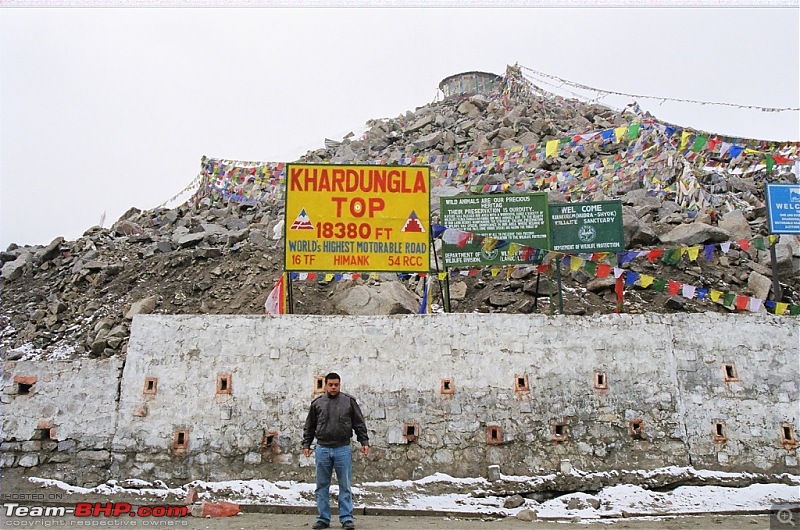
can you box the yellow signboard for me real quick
[284,164,431,272]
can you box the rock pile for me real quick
[2,66,798,361]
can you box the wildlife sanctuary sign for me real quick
[550,200,624,253]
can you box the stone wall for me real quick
[1,313,797,487]
[0,358,123,486]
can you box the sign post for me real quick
[284,164,431,312]
[765,184,800,302]
[284,164,431,274]
[440,193,550,267]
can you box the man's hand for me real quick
[303,448,311,458]
[361,445,370,456]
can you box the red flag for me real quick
[615,275,624,314]
[597,263,612,278]
[264,274,286,316]
[735,295,749,311]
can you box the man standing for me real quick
[303,372,370,530]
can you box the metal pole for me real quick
[442,273,452,313]
[557,261,564,315]
[548,260,555,316]
[431,231,450,313]
[286,272,294,314]
[770,242,783,302]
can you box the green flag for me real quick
[661,248,682,266]
[765,154,775,174]
[723,292,735,307]
[691,135,709,153]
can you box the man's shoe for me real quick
[342,521,355,530]
[312,521,329,529]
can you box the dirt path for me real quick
[1,468,794,529]
[0,511,782,530]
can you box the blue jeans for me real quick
[315,445,353,525]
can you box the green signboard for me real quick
[440,193,550,267]
[550,200,624,253]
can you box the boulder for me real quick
[488,292,517,307]
[413,131,442,150]
[719,210,751,241]
[747,271,772,301]
[125,296,158,320]
[112,220,144,237]
[456,100,480,118]
[405,113,434,133]
[659,223,730,246]
[2,252,33,281]
[758,241,798,277]
[176,232,206,248]
[504,494,525,509]
[199,223,228,236]
[332,282,420,315]
[35,236,64,263]
[449,281,468,301]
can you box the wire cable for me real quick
[519,65,799,113]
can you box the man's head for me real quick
[324,372,341,397]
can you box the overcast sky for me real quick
[1,5,798,249]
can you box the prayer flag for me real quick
[418,275,432,314]
[546,139,559,158]
[264,273,286,316]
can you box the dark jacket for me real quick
[302,391,369,449]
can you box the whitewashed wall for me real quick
[2,313,797,486]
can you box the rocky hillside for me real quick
[2,66,798,361]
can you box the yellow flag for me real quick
[483,237,498,252]
[614,126,627,143]
[776,302,788,315]
[570,257,583,271]
[437,272,447,280]
[687,246,701,261]
[325,273,334,282]
[681,131,691,150]
[546,139,559,158]
[491,268,500,277]
[639,274,654,288]
[710,289,722,302]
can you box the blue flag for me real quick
[419,276,431,314]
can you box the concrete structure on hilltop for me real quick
[438,71,501,99]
